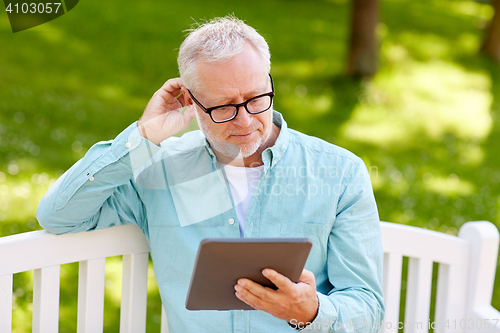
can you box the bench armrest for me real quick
[466,306,500,332]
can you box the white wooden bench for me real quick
[0,221,499,333]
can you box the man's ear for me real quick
[179,87,197,118]
[180,87,193,106]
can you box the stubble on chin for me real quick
[196,115,272,160]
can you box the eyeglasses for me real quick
[187,73,275,123]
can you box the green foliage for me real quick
[1,0,499,330]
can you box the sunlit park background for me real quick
[1,0,500,331]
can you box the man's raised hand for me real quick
[137,78,196,145]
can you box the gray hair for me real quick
[178,15,271,92]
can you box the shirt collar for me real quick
[262,110,289,171]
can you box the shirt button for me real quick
[89,176,94,181]
[125,141,132,148]
[229,218,235,225]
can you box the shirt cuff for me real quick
[288,292,338,332]
[110,121,161,170]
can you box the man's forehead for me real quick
[200,73,269,103]
[212,84,267,103]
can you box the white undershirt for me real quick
[219,162,264,237]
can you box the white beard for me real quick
[196,113,272,160]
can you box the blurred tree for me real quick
[481,0,500,61]
[347,0,379,77]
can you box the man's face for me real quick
[185,43,274,161]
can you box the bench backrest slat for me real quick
[77,258,106,333]
[33,266,60,333]
[120,252,149,333]
[381,252,403,333]
[161,306,169,333]
[404,258,433,333]
[434,263,468,333]
[0,274,13,333]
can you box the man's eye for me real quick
[250,97,265,104]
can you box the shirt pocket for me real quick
[279,222,329,273]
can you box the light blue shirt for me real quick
[37,111,384,332]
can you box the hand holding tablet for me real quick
[235,267,319,326]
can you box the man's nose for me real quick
[232,105,253,127]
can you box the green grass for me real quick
[1,0,499,331]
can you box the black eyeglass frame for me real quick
[187,73,275,124]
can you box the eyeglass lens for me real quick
[211,95,272,122]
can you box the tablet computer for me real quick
[185,238,313,311]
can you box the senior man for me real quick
[37,16,384,332]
